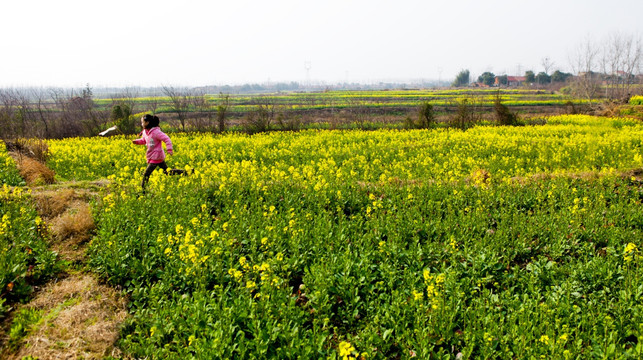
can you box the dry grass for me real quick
[49,201,96,262]
[11,154,56,186]
[50,202,95,243]
[0,176,128,359]
[30,189,97,262]
[33,188,76,220]
[5,274,128,360]
[4,138,50,163]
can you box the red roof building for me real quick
[495,76,527,86]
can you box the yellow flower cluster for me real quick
[338,341,360,360]
[0,185,29,239]
[227,256,280,297]
[624,243,638,263]
[46,115,643,192]
[421,269,446,310]
[0,143,22,185]
[160,223,210,276]
[0,213,10,237]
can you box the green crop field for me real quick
[94,89,588,116]
[3,114,643,358]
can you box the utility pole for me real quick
[304,61,311,91]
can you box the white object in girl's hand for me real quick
[98,126,118,136]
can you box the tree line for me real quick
[0,85,234,139]
[451,32,642,103]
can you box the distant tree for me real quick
[477,72,496,86]
[569,36,601,103]
[189,89,212,131]
[535,72,551,85]
[111,104,136,135]
[111,87,139,116]
[525,70,535,83]
[31,88,51,137]
[599,32,642,100]
[162,85,192,131]
[216,92,230,133]
[494,92,518,126]
[496,75,508,86]
[452,69,470,87]
[407,101,436,129]
[551,70,573,83]
[541,57,555,75]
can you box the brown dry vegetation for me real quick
[49,201,95,243]
[4,274,128,360]
[0,181,128,360]
[33,188,76,220]
[11,154,56,186]
[31,189,96,262]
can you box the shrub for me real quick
[494,94,519,126]
[417,102,436,129]
[405,102,436,129]
[216,93,230,133]
[276,107,302,131]
[111,105,137,135]
[5,138,50,163]
[449,97,480,130]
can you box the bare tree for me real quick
[189,89,213,131]
[14,89,35,137]
[216,92,230,133]
[570,33,642,104]
[0,89,19,138]
[47,86,107,137]
[243,96,277,133]
[111,87,139,115]
[162,85,191,131]
[541,57,555,75]
[31,88,52,137]
[146,96,160,115]
[448,95,483,130]
[569,36,601,105]
[600,32,642,101]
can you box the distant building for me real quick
[495,76,526,87]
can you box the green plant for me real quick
[9,307,43,347]
[275,106,302,131]
[449,97,479,130]
[111,104,136,135]
[36,114,643,358]
[452,69,470,87]
[417,102,436,129]
[494,93,519,126]
[216,92,230,133]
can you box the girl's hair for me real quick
[143,114,160,129]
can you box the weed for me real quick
[8,308,43,347]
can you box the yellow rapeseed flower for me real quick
[624,243,638,262]
[338,341,356,359]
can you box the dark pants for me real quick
[141,161,187,190]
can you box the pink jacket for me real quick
[133,127,173,164]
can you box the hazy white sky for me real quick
[2,0,642,87]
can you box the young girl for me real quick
[133,114,185,191]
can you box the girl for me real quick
[133,114,185,192]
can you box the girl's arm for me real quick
[132,131,145,145]
[156,131,174,154]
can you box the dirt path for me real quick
[1,182,129,360]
